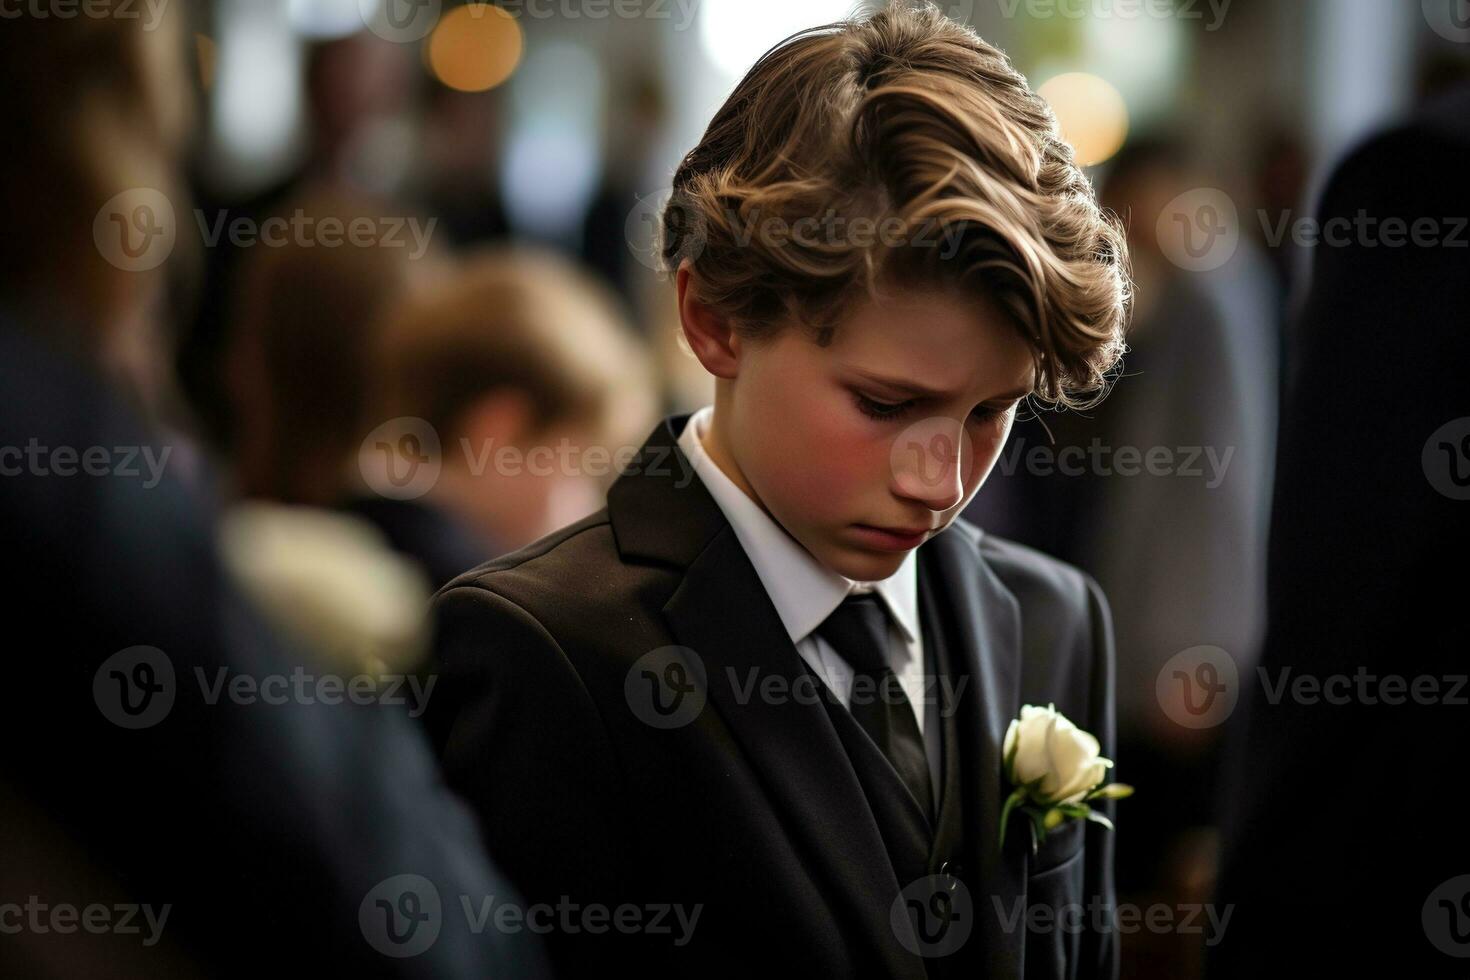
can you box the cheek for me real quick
[748,389,879,517]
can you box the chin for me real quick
[824,545,907,583]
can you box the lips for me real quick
[868,525,931,536]
[850,523,933,552]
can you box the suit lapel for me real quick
[611,415,926,978]
[664,533,930,980]
[923,525,1027,979]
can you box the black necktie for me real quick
[815,593,934,821]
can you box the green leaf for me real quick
[1084,810,1115,831]
[998,787,1028,852]
[1028,807,1049,851]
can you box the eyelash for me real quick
[854,393,1011,423]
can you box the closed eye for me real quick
[853,391,1020,423]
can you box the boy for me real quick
[422,3,1130,977]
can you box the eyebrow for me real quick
[850,370,1031,402]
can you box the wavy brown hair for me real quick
[661,0,1131,409]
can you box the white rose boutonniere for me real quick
[999,703,1134,855]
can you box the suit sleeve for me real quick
[420,584,637,972]
[1079,571,1120,980]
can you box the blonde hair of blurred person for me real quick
[0,1,194,429]
[220,187,451,673]
[368,247,657,555]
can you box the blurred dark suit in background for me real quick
[1209,82,1470,976]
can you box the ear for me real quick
[676,260,740,379]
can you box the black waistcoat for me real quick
[802,548,977,977]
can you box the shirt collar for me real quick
[676,405,919,646]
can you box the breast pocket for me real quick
[1024,818,1086,980]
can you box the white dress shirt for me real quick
[676,405,943,797]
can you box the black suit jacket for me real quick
[425,412,1120,979]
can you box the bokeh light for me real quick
[427,5,523,94]
[1037,72,1129,168]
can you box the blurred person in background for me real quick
[221,186,449,673]
[414,82,512,248]
[579,68,668,311]
[345,245,658,588]
[1091,136,1276,980]
[224,186,444,510]
[181,28,420,450]
[1209,79,1470,979]
[0,5,542,977]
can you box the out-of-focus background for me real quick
[6,1,1469,976]
[165,7,1469,972]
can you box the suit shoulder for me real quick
[437,508,616,598]
[957,518,1105,621]
[431,507,666,663]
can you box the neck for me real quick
[701,392,765,514]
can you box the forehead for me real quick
[823,285,1036,396]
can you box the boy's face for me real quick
[694,277,1036,583]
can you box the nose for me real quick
[890,422,968,512]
